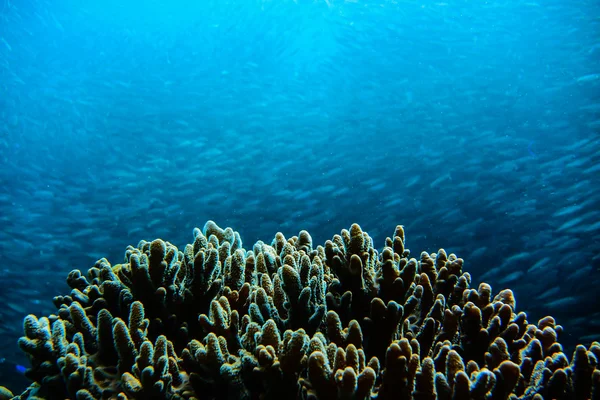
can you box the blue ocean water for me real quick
[0,0,599,393]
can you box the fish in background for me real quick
[0,358,23,371]
[0,0,598,382]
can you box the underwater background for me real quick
[0,0,599,394]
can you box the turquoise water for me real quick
[1,0,599,392]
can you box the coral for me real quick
[1,221,599,399]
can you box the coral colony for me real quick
[1,222,598,399]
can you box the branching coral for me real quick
[1,222,598,400]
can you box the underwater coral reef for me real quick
[1,221,598,399]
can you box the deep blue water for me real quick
[1,0,599,393]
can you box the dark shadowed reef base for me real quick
[1,221,598,399]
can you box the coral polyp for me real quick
[2,222,598,399]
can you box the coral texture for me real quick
[1,221,598,400]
